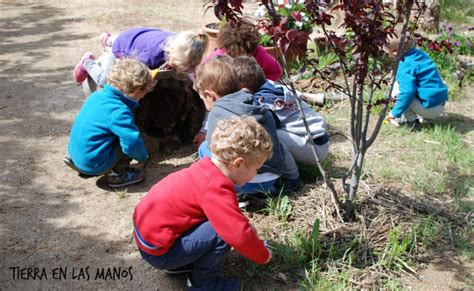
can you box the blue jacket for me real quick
[391,48,448,118]
[206,89,285,175]
[112,28,174,69]
[68,85,148,175]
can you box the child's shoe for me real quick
[278,177,303,193]
[73,52,95,84]
[99,32,111,49]
[237,193,250,208]
[108,167,145,188]
[187,276,240,291]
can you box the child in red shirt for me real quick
[133,116,273,290]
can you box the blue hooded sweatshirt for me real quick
[68,84,148,175]
[391,48,448,118]
[206,89,285,175]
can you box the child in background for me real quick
[133,116,273,290]
[234,56,330,165]
[73,28,208,86]
[203,22,282,81]
[385,29,448,127]
[65,59,154,187]
[195,56,301,202]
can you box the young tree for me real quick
[209,0,418,220]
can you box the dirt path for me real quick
[0,1,221,289]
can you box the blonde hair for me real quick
[210,116,273,166]
[194,56,240,97]
[164,31,208,73]
[107,58,155,96]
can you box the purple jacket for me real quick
[112,28,174,69]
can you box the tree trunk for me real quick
[420,0,440,32]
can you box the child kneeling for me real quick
[385,28,448,126]
[65,58,154,187]
[133,116,273,290]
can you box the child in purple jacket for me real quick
[73,28,208,86]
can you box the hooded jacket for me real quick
[206,89,285,175]
[391,48,448,118]
[255,80,328,140]
[68,85,148,175]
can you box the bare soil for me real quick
[0,1,471,290]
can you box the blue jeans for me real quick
[139,221,230,286]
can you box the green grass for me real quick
[265,194,293,222]
[440,0,474,23]
[366,123,473,199]
[114,189,128,200]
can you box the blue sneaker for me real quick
[187,277,240,291]
[108,167,145,188]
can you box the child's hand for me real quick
[385,114,400,127]
[193,132,206,147]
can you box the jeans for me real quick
[67,143,131,176]
[139,221,230,286]
[83,51,116,87]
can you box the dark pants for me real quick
[139,221,230,286]
[66,144,131,176]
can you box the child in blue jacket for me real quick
[385,32,448,126]
[65,58,155,187]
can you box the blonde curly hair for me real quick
[164,31,208,73]
[210,116,273,166]
[107,58,155,97]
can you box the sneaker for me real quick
[108,167,145,188]
[187,276,240,291]
[163,263,193,275]
[73,52,95,84]
[99,32,111,49]
[278,177,303,193]
[400,119,421,131]
[237,193,250,208]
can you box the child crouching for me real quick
[133,116,273,290]
[65,58,154,187]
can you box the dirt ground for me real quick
[0,0,471,290]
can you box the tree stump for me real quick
[134,71,206,146]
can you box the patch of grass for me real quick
[378,227,415,272]
[114,189,128,200]
[265,194,293,222]
[366,123,473,198]
[440,0,474,23]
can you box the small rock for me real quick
[277,272,288,282]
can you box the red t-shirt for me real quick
[133,157,270,264]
